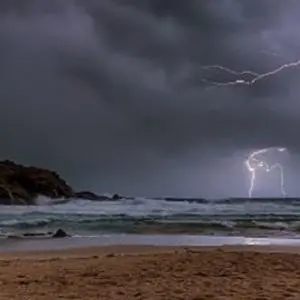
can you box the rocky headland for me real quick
[0,160,120,205]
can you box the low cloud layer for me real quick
[0,0,299,197]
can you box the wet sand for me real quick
[2,245,300,299]
[2,234,300,253]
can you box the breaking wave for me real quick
[0,197,299,236]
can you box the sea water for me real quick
[0,197,299,238]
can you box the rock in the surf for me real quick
[74,191,109,201]
[5,228,70,239]
[51,228,70,238]
[74,191,124,201]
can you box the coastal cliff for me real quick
[0,160,113,205]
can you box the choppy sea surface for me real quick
[0,197,300,238]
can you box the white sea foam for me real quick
[0,197,300,218]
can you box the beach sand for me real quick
[1,245,300,299]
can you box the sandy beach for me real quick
[0,245,300,299]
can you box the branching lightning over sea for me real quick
[201,59,300,88]
[200,60,295,198]
[245,147,287,198]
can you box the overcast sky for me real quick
[0,0,300,198]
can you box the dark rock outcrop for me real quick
[0,160,73,205]
[0,160,125,205]
[5,228,70,238]
[73,192,125,201]
[74,191,109,201]
[112,193,122,201]
[52,228,70,238]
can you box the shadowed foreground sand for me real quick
[1,245,300,299]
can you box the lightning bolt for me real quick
[201,59,300,88]
[200,58,293,197]
[201,65,259,77]
[245,147,287,198]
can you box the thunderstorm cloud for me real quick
[0,0,299,197]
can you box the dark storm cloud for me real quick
[0,0,299,197]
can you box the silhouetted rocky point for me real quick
[73,191,108,201]
[0,160,115,205]
[73,191,122,201]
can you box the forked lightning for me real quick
[201,59,300,88]
[245,147,287,198]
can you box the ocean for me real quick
[0,197,300,238]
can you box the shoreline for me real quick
[2,233,300,253]
[3,244,300,259]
